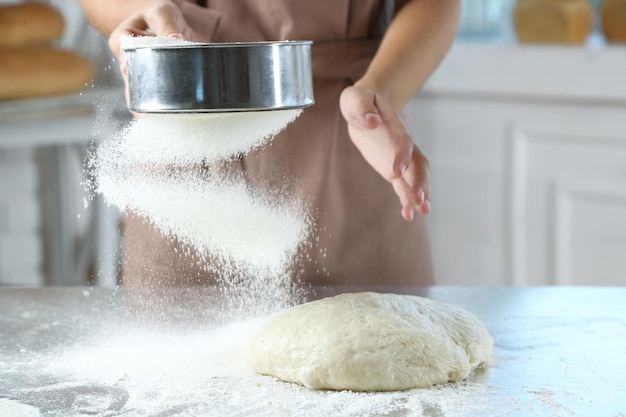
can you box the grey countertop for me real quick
[0,286,624,416]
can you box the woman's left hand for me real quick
[340,85,430,221]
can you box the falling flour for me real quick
[118,110,302,164]
[96,161,309,276]
[90,35,311,311]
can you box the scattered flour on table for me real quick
[36,318,507,417]
[2,332,600,417]
[48,319,267,385]
[0,399,41,417]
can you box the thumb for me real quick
[340,86,382,129]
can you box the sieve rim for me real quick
[125,39,315,113]
[122,40,314,51]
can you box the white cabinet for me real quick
[510,121,626,286]
[407,43,626,286]
[0,149,42,285]
[0,90,126,286]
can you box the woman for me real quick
[80,0,460,286]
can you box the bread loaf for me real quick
[602,0,626,42]
[514,0,593,44]
[0,47,94,100]
[0,3,65,47]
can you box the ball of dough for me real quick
[250,292,493,391]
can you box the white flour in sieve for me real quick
[121,34,196,49]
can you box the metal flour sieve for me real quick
[123,40,314,113]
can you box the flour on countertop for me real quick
[0,399,42,417]
[0,310,602,417]
[12,320,508,417]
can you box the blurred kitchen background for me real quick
[0,0,624,287]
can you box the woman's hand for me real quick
[108,0,197,64]
[340,85,430,221]
[336,0,459,221]
[104,0,197,111]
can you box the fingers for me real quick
[143,1,188,39]
[403,147,431,216]
[108,1,192,58]
[392,178,430,222]
[391,131,413,181]
[391,147,431,221]
[376,97,414,181]
[392,179,415,222]
[108,14,153,58]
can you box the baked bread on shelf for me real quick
[0,47,94,100]
[602,0,626,42]
[514,0,593,44]
[0,3,64,47]
[0,2,94,100]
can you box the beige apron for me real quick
[122,0,434,287]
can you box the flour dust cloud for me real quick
[88,36,312,315]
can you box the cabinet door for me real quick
[510,122,626,286]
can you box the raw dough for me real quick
[250,292,493,391]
